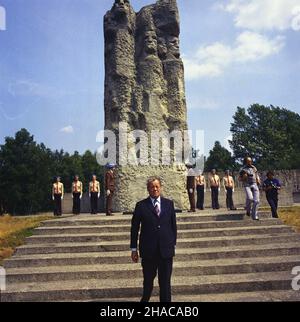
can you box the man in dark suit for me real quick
[130,176,177,303]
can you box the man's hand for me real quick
[131,251,139,263]
[189,188,193,194]
[107,190,111,196]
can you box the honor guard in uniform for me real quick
[52,177,64,216]
[223,170,237,211]
[72,175,83,215]
[263,171,281,219]
[105,164,116,216]
[186,164,196,212]
[89,175,100,214]
[196,173,206,210]
[239,157,261,221]
[209,169,220,210]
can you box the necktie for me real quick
[154,199,160,217]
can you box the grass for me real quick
[278,206,300,233]
[0,214,53,265]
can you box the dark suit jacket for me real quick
[130,197,177,259]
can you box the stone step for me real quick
[14,241,300,260]
[24,232,300,247]
[41,212,273,227]
[76,290,300,302]
[6,239,300,268]
[34,223,289,237]
[2,271,296,302]
[5,256,300,284]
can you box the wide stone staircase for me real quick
[2,210,300,302]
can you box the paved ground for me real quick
[2,210,300,302]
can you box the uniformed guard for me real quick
[89,175,100,215]
[52,176,64,216]
[196,172,206,210]
[239,157,261,221]
[186,164,196,213]
[208,169,220,210]
[263,171,281,218]
[72,175,83,215]
[105,164,116,216]
[223,170,237,211]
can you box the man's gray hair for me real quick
[147,176,163,187]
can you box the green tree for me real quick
[230,104,300,169]
[0,129,106,215]
[205,141,236,172]
[0,129,53,215]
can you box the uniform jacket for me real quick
[105,170,116,192]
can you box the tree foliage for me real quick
[230,104,300,169]
[204,141,236,172]
[0,129,104,215]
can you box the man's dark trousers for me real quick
[54,194,62,216]
[225,187,235,210]
[90,192,98,214]
[72,192,81,214]
[196,185,204,209]
[267,195,279,218]
[211,187,219,209]
[141,247,173,302]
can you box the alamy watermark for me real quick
[292,266,300,291]
[96,122,205,174]
[0,5,6,31]
[0,266,6,292]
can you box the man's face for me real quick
[113,0,130,14]
[57,178,61,183]
[148,180,161,199]
[145,31,157,55]
[167,36,180,57]
[212,170,216,175]
[75,176,79,181]
[92,176,97,181]
[267,174,274,180]
[246,158,252,166]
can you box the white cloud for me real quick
[183,31,284,80]
[8,79,69,98]
[217,0,300,31]
[60,125,74,134]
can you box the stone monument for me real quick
[104,0,190,212]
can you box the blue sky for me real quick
[0,0,299,156]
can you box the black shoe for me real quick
[246,212,251,217]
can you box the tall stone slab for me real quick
[104,0,190,212]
